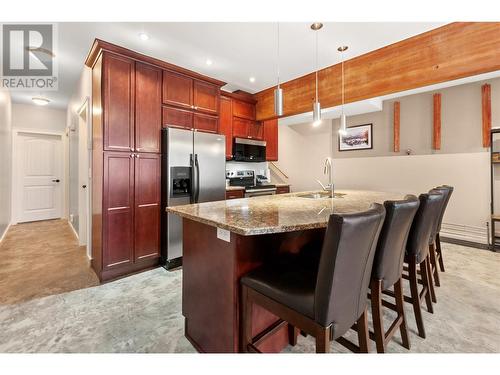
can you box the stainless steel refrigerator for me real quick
[161,128,226,269]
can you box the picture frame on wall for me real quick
[338,123,373,151]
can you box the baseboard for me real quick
[0,222,12,243]
[68,219,79,241]
[440,222,488,245]
[440,236,490,250]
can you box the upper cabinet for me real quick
[135,63,162,153]
[102,53,161,153]
[162,71,193,109]
[219,96,233,160]
[102,53,135,152]
[163,71,219,114]
[263,119,278,161]
[232,99,255,120]
[193,80,219,114]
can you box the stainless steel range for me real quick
[226,170,276,197]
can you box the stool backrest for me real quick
[406,192,443,263]
[314,203,385,335]
[429,185,454,238]
[372,195,420,290]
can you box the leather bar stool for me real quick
[370,195,420,353]
[240,204,386,353]
[428,186,454,288]
[399,192,443,339]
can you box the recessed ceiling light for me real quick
[32,97,50,106]
[249,77,256,83]
[206,59,213,66]
[138,32,150,41]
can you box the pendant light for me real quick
[274,22,283,117]
[338,45,348,135]
[311,22,323,127]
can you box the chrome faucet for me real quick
[316,157,334,193]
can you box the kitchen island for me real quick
[167,190,403,353]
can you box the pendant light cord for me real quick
[277,22,280,88]
[341,49,345,114]
[315,30,319,102]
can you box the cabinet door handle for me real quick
[130,154,134,158]
[136,154,140,158]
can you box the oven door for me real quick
[233,138,266,162]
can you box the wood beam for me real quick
[433,94,442,150]
[482,83,492,148]
[393,101,400,152]
[254,23,500,121]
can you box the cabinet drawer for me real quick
[276,186,290,194]
[226,189,245,199]
[162,106,193,130]
[194,113,218,133]
[233,100,255,120]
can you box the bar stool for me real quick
[240,204,386,353]
[370,195,420,353]
[428,186,454,288]
[399,192,443,339]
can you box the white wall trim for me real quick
[440,222,489,245]
[11,129,67,224]
[68,219,79,240]
[0,222,12,243]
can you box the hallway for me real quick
[0,220,99,305]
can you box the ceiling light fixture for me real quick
[32,97,50,106]
[206,59,213,66]
[274,22,283,117]
[249,77,256,83]
[138,32,150,41]
[338,45,349,135]
[311,22,323,127]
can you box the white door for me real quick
[17,132,63,223]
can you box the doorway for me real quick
[13,131,64,223]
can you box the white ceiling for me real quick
[8,22,446,109]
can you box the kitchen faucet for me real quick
[316,157,334,193]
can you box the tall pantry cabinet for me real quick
[89,49,162,281]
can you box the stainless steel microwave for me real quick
[232,138,266,162]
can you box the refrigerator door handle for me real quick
[194,154,200,203]
[189,153,195,204]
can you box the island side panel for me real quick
[182,217,325,353]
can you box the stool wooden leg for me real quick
[394,278,410,350]
[420,257,434,313]
[315,326,330,353]
[429,243,441,287]
[241,285,252,353]
[436,233,445,272]
[288,324,299,346]
[357,307,370,353]
[408,258,426,338]
[370,279,385,353]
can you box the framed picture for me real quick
[338,123,373,151]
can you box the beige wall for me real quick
[11,103,67,132]
[277,78,499,244]
[0,90,12,240]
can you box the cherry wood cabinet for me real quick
[135,63,162,153]
[193,80,219,114]
[103,53,135,152]
[134,153,161,261]
[248,121,264,140]
[103,152,135,269]
[233,99,255,120]
[232,118,249,139]
[276,185,290,194]
[263,119,278,161]
[226,189,245,200]
[219,96,233,160]
[162,70,193,109]
[162,106,193,130]
[194,113,218,133]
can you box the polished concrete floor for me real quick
[0,229,499,352]
[0,220,99,305]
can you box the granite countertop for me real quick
[167,190,404,236]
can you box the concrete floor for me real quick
[0,220,499,353]
[0,220,99,305]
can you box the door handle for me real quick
[82,185,87,189]
[189,154,195,204]
[194,154,200,203]
[52,179,60,183]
